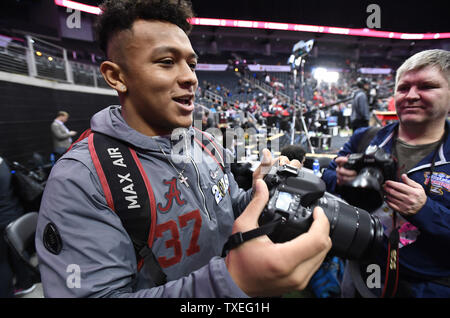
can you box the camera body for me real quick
[345,145,396,181]
[260,165,322,237]
[259,165,383,261]
[339,145,397,212]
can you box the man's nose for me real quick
[405,86,420,100]
[178,63,198,89]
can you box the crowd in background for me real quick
[195,67,396,136]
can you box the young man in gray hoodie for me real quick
[35,0,331,298]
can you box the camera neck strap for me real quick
[381,212,400,298]
[221,215,282,257]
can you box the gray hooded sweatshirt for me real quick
[36,105,252,297]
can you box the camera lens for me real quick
[318,193,383,260]
[339,167,385,212]
[259,166,383,262]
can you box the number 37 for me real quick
[155,209,202,268]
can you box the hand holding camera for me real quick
[226,179,332,297]
[335,156,357,186]
[225,150,331,296]
[252,148,302,191]
[225,146,399,295]
[384,174,427,216]
[258,164,383,261]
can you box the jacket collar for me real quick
[377,121,449,174]
[91,105,196,153]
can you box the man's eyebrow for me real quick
[152,46,198,60]
[398,79,440,86]
[420,80,441,85]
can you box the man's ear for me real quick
[99,61,127,93]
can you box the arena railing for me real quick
[204,90,223,106]
[242,72,293,105]
[0,34,113,91]
[0,33,301,102]
[0,42,29,76]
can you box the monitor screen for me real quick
[327,116,338,127]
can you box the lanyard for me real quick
[424,124,447,195]
[381,212,400,298]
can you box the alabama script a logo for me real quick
[157,178,186,212]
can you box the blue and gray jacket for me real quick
[322,122,450,282]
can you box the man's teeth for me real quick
[175,98,190,104]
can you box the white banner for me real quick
[196,64,228,71]
[359,68,392,74]
[248,64,291,72]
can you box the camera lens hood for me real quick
[339,174,384,212]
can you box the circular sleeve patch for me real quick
[43,222,63,255]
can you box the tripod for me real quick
[290,57,315,153]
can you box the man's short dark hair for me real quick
[95,0,194,56]
[281,145,306,162]
[356,77,369,89]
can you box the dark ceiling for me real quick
[75,0,450,33]
[0,0,448,67]
[187,0,450,67]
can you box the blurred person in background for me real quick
[350,78,371,131]
[51,111,77,157]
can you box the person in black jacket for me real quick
[350,78,371,131]
[0,156,35,297]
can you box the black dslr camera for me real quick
[338,145,397,212]
[259,165,383,261]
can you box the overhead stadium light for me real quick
[53,1,450,40]
[312,67,327,81]
[325,71,339,83]
[312,67,340,83]
[54,0,102,15]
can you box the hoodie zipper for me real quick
[188,154,212,221]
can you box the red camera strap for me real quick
[381,213,400,298]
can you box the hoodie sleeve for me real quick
[407,190,450,242]
[36,157,248,298]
